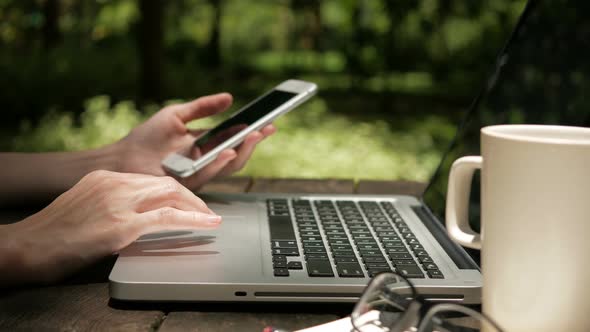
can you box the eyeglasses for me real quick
[351,272,503,332]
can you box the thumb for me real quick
[175,93,233,123]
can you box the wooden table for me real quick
[0,177,427,332]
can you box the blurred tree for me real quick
[137,0,165,102]
[290,0,322,50]
[41,0,60,49]
[206,0,222,68]
[347,0,370,84]
[383,1,419,70]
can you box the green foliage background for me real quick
[0,0,525,181]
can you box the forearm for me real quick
[0,143,123,203]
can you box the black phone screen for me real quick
[193,89,297,155]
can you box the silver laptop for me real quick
[110,1,546,304]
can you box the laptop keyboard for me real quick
[267,199,444,280]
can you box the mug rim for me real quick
[482,124,590,145]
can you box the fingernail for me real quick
[206,215,222,223]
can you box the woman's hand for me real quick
[0,170,221,285]
[116,93,276,190]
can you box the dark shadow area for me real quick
[121,235,218,257]
[108,297,354,317]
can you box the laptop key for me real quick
[301,236,322,242]
[363,257,387,263]
[300,231,321,237]
[350,230,371,235]
[327,234,349,240]
[307,260,334,277]
[409,244,424,251]
[323,225,344,230]
[357,244,380,250]
[367,267,393,277]
[331,244,353,251]
[414,250,429,257]
[287,261,303,270]
[374,226,395,232]
[391,259,417,266]
[352,234,374,239]
[365,262,390,269]
[274,268,290,277]
[427,270,444,279]
[304,247,327,254]
[303,242,325,248]
[386,247,409,254]
[268,215,296,241]
[355,239,378,245]
[329,239,349,246]
[380,236,401,242]
[336,263,365,278]
[297,223,318,228]
[332,252,356,258]
[272,255,287,263]
[383,242,405,248]
[298,226,319,232]
[418,256,433,263]
[388,253,413,260]
[396,265,424,279]
[423,263,439,270]
[273,261,287,269]
[271,240,297,249]
[358,250,383,257]
[306,254,329,260]
[272,248,299,256]
[335,257,358,263]
[348,224,369,230]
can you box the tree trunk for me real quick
[290,0,321,50]
[206,0,222,68]
[42,0,61,50]
[137,0,165,102]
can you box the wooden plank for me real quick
[198,176,251,193]
[249,178,354,194]
[158,312,340,332]
[355,180,426,197]
[0,283,163,331]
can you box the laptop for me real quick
[110,0,588,303]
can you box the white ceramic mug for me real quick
[446,125,590,332]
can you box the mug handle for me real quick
[445,156,482,249]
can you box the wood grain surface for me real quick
[0,283,163,332]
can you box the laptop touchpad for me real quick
[116,199,264,283]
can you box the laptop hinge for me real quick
[411,206,479,270]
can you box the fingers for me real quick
[218,124,277,176]
[260,124,277,137]
[218,132,263,176]
[183,149,237,190]
[175,93,233,123]
[134,176,214,215]
[133,208,222,235]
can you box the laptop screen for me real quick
[422,0,590,233]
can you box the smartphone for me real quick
[162,79,317,178]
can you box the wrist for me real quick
[0,223,30,285]
[95,142,126,173]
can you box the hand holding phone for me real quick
[162,79,317,178]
